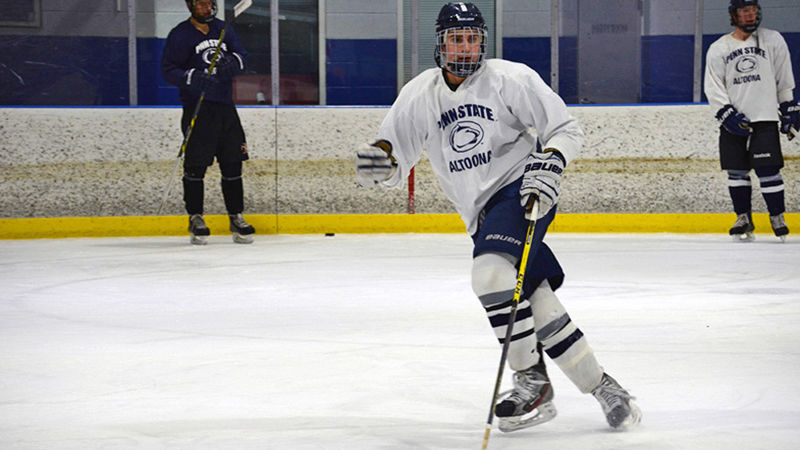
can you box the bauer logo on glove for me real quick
[519,150,565,220]
[525,160,564,175]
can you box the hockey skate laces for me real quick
[594,384,636,406]
[499,372,549,402]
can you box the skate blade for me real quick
[611,402,642,431]
[498,401,557,432]
[190,234,208,245]
[731,232,754,242]
[232,232,254,244]
[777,235,787,243]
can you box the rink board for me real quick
[1,213,797,239]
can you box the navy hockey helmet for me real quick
[729,0,761,33]
[434,2,488,78]
[186,0,217,24]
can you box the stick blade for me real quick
[233,0,253,18]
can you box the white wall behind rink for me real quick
[0,105,797,218]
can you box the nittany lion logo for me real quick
[736,56,758,73]
[197,39,228,65]
[449,120,484,153]
[201,48,218,65]
[202,47,225,65]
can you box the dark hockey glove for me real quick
[779,100,800,140]
[215,53,244,80]
[520,150,564,220]
[715,104,752,137]
[184,69,223,97]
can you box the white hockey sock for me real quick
[471,252,540,371]
[530,280,603,393]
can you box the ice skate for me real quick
[229,213,255,244]
[189,214,210,245]
[729,212,755,242]
[495,360,557,432]
[770,213,789,242]
[591,373,641,430]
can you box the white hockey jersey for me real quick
[376,59,583,235]
[704,27,795,122]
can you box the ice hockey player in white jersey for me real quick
[704,0,798,241]
[355,2,641,432]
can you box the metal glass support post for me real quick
[550,0,559,93]
[396,0,404,92]
[128,0,137,105]
[271,0,280,105]
[319,0,326,105]
[693,0,704,103]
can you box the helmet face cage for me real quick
[187,0,217,23]
[729,0,761,33]
[435,26,487,78]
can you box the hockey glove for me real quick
[520,150,564,220]
[715,104,752,137]
[355,141,397,187]
[214,53,244,80]
[185,69,224,97]
[779,100,800,140]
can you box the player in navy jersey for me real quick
[355,2,640,432]
[162,0,255,245]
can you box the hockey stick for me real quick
[788,125,799,141]
[481,199,539,450]
[157,0,253,215]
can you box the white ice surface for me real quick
[1,233,799,449]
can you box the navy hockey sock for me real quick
[755,167,786,216]
[727,170,752,214]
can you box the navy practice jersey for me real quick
[162,18,247,106]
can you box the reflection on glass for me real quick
[231,0,319,105]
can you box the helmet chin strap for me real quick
[193,12,215,23]
[737,23,759,33]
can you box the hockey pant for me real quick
[472,252,603,393]
[183,162,244,215]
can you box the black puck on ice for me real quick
[325,233,335,237]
